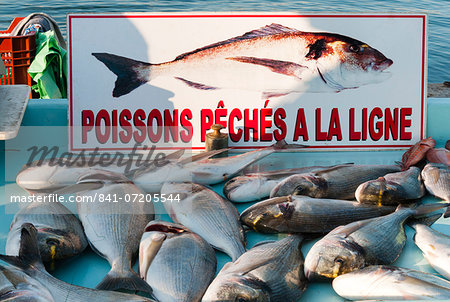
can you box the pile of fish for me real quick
[1,137,449,301]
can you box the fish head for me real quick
[35,228,82,262]
[0,264,54,302]
[270,174,324,198]
[240,196,296,233]
[223,176,265,202]
[355,177,402,205]
[307,34,393,89]
[16,163,61,191]
[204,274,272,302]
[304,237,365,280]
[139,221,189,279]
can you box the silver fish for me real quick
[202,235,307,302]
[92,23,392,98]
[139,221,216,302]
[0,224,155,302]
[6,201,88,265]
[421,163,450,201]
[411,221,450,280]
[0,262,54,302]
[223,165,333,203]
[304,203,448,280]
[421,163,450,218]
[73,170,154,294]
[332,265,450,300]
[355,167,425,206]
[271,164,401,199]
[240,195,395,234]
[16,149,184,194]
[161,182,246,261]
[134,140,294,193]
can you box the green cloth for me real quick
[28,31,67,99]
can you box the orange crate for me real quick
[0,17,37,93]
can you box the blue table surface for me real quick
[0,98,449,301]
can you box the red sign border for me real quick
[68,13,427,151]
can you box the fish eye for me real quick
[46,238,60,246]
[294,186,306,195]
[335,257,345,265]
[348,44,361,53]
[236,297,249,302]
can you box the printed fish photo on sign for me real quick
[92,23,393,98]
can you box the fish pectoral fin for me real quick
[262,91,291,99]
[175,77,218,90]
[228,56,308,79]
[139,233,166,280]
[126,149,185,179]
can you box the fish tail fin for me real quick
[0,223,45,272]
[96,268,153,294]
[92,52,152,97]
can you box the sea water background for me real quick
[0,0,448,83]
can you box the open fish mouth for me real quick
[371,58,393,72]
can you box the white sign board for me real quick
[68,13,427,151]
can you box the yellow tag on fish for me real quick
[50,245,57,271]
[377,187,383,206]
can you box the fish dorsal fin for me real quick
[174,23,300,61]
[0,223,45,272]
[164,149,186,161]
[237,23,301,40]
[251,240,277,248]
[179,148,229,165]
[125,149,185,178]
[312,164,354,175]
[54,170,130,195]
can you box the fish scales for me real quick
[271,165,401,199]
[412,223,450,280]
[241,195,395,234]
[224,165,337,202]
[202,235,306,301]
[320,165,402,199]
[162,182,245,261]
[75,171,154,294]
[6,201,88,263]
[304,203,449,280]
[422,163,450,201]
[0,224,154,302]
[333,265,450,300]
[349,209,411,264]
[141,222,216,302]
